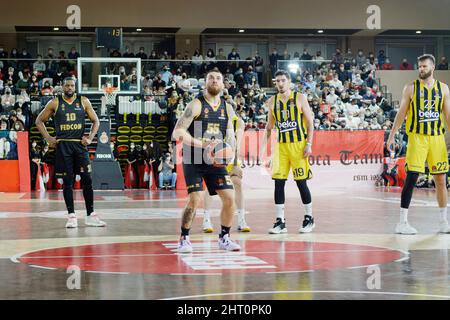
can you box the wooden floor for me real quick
[1,184,450,300]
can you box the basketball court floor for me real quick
[0,183,449,300]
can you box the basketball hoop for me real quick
[102,86,118,106]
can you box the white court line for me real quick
[170,273,222,276]
[266,270,314,274]
[85,271,130,275]
[160,290,450,300]
[395,257,410,262]
[29,265,57,270]
[347,264,379,270]
[13,248,401,260]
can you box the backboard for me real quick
[77,57,141,95]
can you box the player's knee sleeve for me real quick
[274,179,286,205]
[296,179,312,204]
[401,172,419,209]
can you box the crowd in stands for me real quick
[3,44,450,189]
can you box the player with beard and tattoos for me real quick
[172,69,240,253]
[36,77,106,228]
[387,54,450,234]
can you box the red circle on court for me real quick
[17,240,404,274]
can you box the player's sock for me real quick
[203,210,211,220]
[439,207,448,222]
[81,173,94,216]
[181,227,190,237]
[400,208,408,223]
[237,209,245,222]
[304,203,313,217]
[220,225,231,238]
[274,179,286,222]
[275,204,285,221]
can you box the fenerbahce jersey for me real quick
[405,79,445,136]
[54,95,86,140]
[272,91,307,143]
[184,96,229,163]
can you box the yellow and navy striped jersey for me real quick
[272,91,307,143]
[406,79,445,136]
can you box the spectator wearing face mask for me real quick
[158,152,176,190]
[381,57,394,70]
[303,74,316,91]
[0,47,8,71]
[352,72,364,87]
[33,55,46,74]
[109,141,119,161]
[136,47,147,60]
[68,47,80,71]
[18,48,32,71]
[252,51,264,85]
[16,71,30,92]
[326,87,338,105]
[399,58,413,70]
[41,81,53,95]
[313,51,324,67]
[337,64,350,82]
[437,57,449,70]
[191,49,203,76]
[269,48,280,77]
[1,87,15,112]
[355,49,366,68]
[127,143,141,188]
[177,72,191,93]
[244,66,258,85]
[159,65,173,85]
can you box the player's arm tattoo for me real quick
[172,103,204,147]
[174,106,193,131]
[181,207,196,228]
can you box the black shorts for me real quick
[183,163,233,196]
[55,141,91,177]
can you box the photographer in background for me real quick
[158,151,177,190]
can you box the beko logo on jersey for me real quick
[418,109,439,122]
[277,120,298,132]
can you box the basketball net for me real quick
[102,86,118,106]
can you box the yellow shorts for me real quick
[405,133,448,174]
[226,160,242,175]
[271,141,312,180]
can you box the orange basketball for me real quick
[212,142,234,166]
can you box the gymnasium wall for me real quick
[377,70,450,102]
[0,0,449,31]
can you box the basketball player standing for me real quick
[172,70,240,253]
[260,70,315,234]
[36,77,106,228]
[387,54,450,234]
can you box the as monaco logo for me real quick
[99,131,108,144]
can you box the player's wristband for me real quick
[306,142,312,146]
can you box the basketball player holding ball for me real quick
[172,69,240,253]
